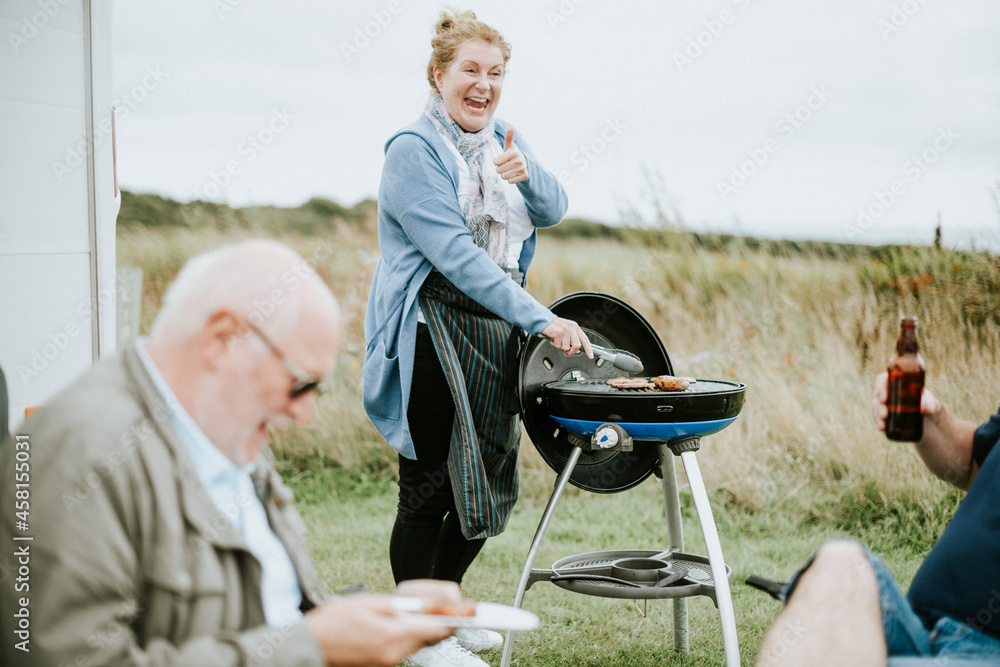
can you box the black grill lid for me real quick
[516,292,672,493]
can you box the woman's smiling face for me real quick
[433,39,505,133]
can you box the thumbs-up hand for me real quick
[493,127,529,184]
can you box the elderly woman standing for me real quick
[363,10,590,666]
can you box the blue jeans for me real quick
[783,546,1000,660]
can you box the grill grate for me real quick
[545,379,738,395]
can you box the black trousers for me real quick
[389,323,486,585]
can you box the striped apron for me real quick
[418,272,521,540]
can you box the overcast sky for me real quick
[112,1,1000,249]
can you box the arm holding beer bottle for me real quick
[872,373,980,490]
[754,362,1000,665]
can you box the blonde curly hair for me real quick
[426,9,511,91]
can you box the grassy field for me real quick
[117,192,1000,665]
[290,466,930,666]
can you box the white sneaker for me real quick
[404,637,489,667]
[454,626,503,652]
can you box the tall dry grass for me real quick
[523,231,999,548]
[118,214,1000,546]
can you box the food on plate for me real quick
[420,599,477,617]
[653,375,691,391]
[606,377,655,391]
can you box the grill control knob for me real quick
[588,423,633,452]
[594,426,619,449]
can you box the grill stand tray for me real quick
[500,436,740,667]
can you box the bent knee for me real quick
[799,539,877,593]
[814,539,869,570]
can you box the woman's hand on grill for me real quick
[542,317,593,359]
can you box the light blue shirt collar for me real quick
[134,340,303,625]
[136,340,253,514]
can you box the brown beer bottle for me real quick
[885,316,925,441]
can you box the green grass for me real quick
[116,190,1000,664]
[291,466,927,666]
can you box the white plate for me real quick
[391,598,539,631]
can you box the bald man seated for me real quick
[0,240,457,667]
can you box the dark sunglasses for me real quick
[245,321,327,399]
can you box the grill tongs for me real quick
[590,344,644,374]
[537,335,644,374]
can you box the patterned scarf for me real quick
[425,93,509,267]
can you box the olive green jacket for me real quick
[0,346,327,666]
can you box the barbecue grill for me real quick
[501,292,745,667]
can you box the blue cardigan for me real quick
[363,115,568,458]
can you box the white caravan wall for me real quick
[0,0,118,427]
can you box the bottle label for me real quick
[886,368,924,441]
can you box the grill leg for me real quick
[657,443,689,654]
[679,449,740,667]
[500,445,583,667]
